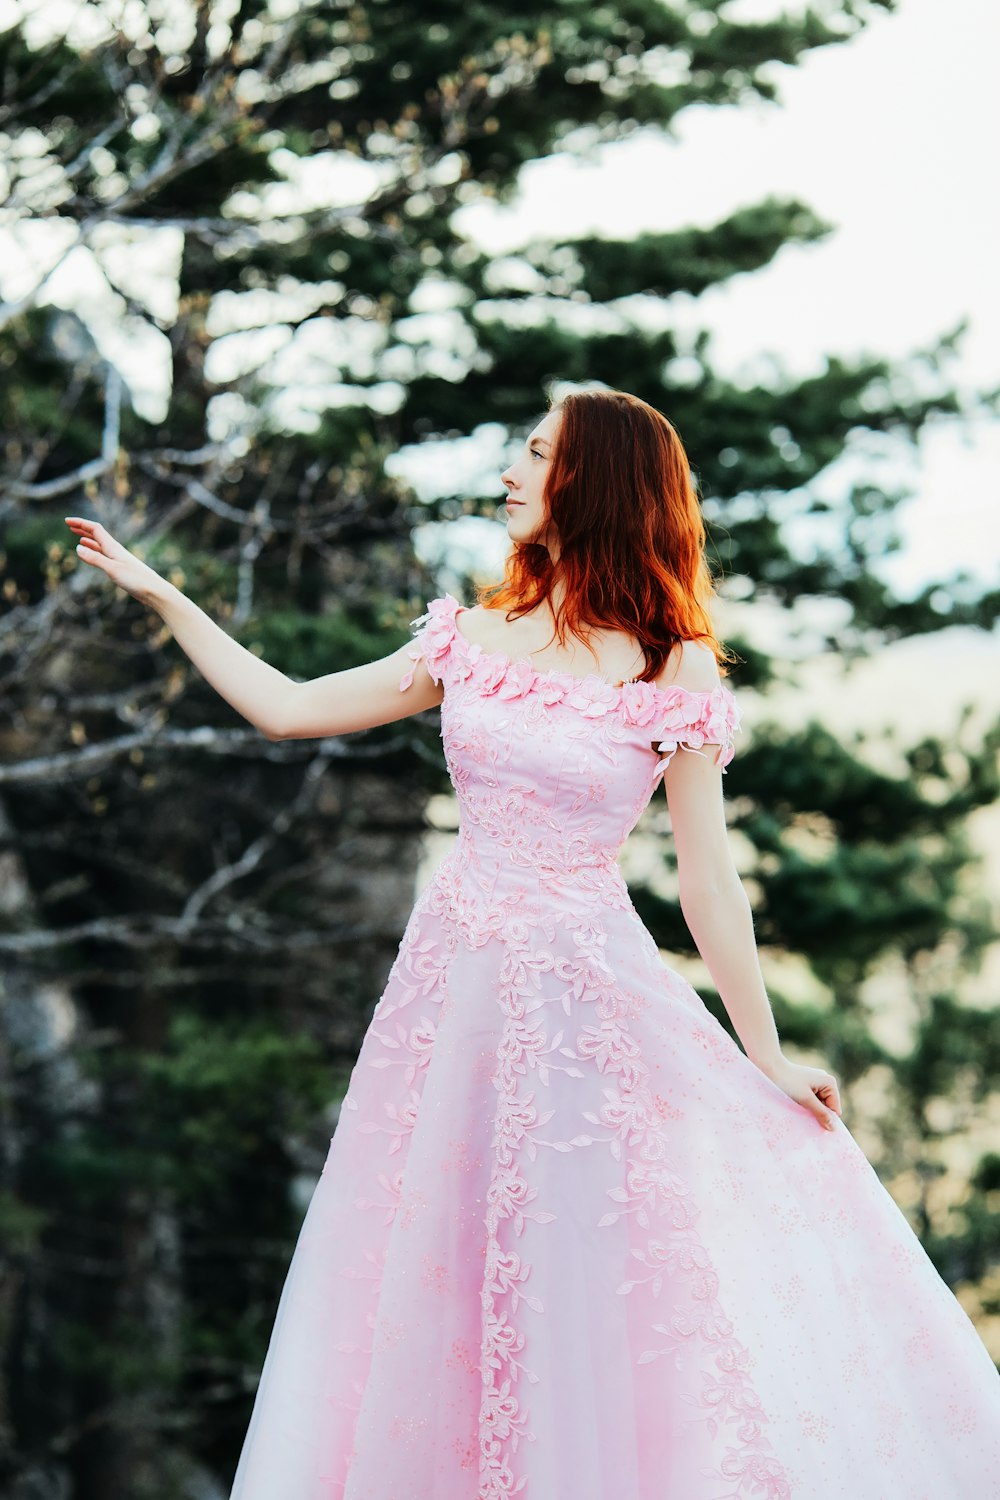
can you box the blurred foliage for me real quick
[0,0,997,1494]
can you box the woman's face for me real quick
[500,407,562,553]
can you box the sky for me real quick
[3,0,998,970]
[1,0,997,600]
[437,0,1000,597]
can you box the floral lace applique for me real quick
[230,590,1000,1500]
[473,906,792,1499]
[399,592,741,775]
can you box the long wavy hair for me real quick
[477,388,735,683]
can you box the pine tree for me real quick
[1,1,996,1493]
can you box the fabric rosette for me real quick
[494,658,539,701]
[476,654,511,696]
[425,602,468,677]
[531,675,569,707]
[399,594,462,691]
[652,686,740,776]
[657,694,707,735]
[565,678,619,718]
[619,679,661,727]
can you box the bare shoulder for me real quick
[654,638,723,694]
[453,602,501,649]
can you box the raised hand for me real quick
[64,516,167,607]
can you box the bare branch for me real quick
[176,751,331,931]
[169,472,266,528]
[60,116,127,186]
[0,723,442,787]
[74,200,405,248]
[0,353,97,506]
[147,444,222,467]
[3,457,112,500]
[0,37,85,129]
[232,498,269,628]
[102,363,122,466]
[0,913,404,956]
[129,458,410,542]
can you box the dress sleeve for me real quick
[398,593,463,692]
[653,684,741,777]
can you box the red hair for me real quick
[477,388,734,683]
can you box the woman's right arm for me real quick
[64,517,442,740]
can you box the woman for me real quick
[66,388,1000,1499]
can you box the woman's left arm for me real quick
[662,742,843,1131]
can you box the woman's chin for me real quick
[504,514,535,541]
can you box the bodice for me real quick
[399,595,740,907]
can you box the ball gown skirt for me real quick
[228,595,1000,1500]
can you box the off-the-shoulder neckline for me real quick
[441,595,735,704]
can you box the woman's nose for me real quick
[500,467,515,488]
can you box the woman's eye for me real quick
[530,449,543,459]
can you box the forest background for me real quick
[1,0,998,1497]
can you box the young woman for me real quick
[66,388,1000,1499]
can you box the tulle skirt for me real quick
[229,866,1000,1499]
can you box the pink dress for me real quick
[229,593,1000,1500]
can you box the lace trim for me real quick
[340,888,791,1496]
[399,594,741,771]
[474,907,792,1498]
[593,1033,794,1499]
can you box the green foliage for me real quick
[0,1188,50,1256]
[900,996,1000,1110]
[552,200,835,304]
[237,608,408,680]
[32,1012,332,1220]
[131,1010,334,1200]
[2,0,999,1488]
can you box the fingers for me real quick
[66,520,111,572]
[816,1077,842,1115]
[814,1078,841,1130]
[74,542,110,573]
[805,1097,837,1131]
[65,519,99,548]
[65,517,115,567]
[65,517,109,542]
